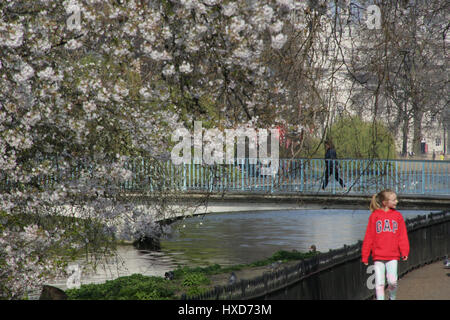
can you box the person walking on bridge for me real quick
[362,189,410,300]
[321,139,345,190]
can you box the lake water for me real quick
[45,208,434,292]
[160,209,431,267]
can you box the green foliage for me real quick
[181,272,210,287]
[65,274,176,300]
[329,117,396,159]
[296,136,324,159]
[180,272,211,296]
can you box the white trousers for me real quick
[374,260,398,300]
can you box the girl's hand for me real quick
[402,256,408,261]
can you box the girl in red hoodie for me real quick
[362,189,410,300]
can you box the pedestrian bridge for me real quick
[121,158,450,196]
[114,157,450,221]
[21,157,450,222]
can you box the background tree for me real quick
[336,0,449,156]
[329,116,396,159]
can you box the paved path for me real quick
[397,260,450,300]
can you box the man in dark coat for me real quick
[322,140,345,190]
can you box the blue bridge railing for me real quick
[122,158,450,196]
[4,158,448,196]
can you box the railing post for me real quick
[241,158,244,191]
[220,163,224,192]
[349,159,354,193]
[394,160,397,193]
[271,160,274,193]
[183,163,187,191]
[300,159,304,192]
[332,159,335,195]
[422,161,425,195]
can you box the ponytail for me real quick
[370,193,381,211]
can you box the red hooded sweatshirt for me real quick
[361,209,410,264]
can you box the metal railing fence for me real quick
[119,158,449,196]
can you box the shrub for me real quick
[65,274,176,300]
[181,273,210,287]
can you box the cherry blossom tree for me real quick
[0,0,336,299]
[0,0,179,299]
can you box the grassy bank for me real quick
[65,249,319,300]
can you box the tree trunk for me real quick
[412,102,423,155]
[401,103,409,156]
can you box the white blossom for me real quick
[37,67,55,80]
[270,20,284,34]
[271,33,287,49]
[97,89,110,103]
[222,3,238,17]
[33,39,52,53]
[230,17,247,34]
[262,5,274,22]
[114,83,129,98]
[123,23,137,36]
[83,101,97,114]
[186,43,200,53]
[13,63,35,83]
[161,26,172,40]
[162,64,175,76]
[203,0,218,5]
[0,23,24,48]
[139,87,152,100]
[180,0,195,10]
[149,50,172,61]
[233,47,252,60]
[65,39,83,50]
[179,61,193,74]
